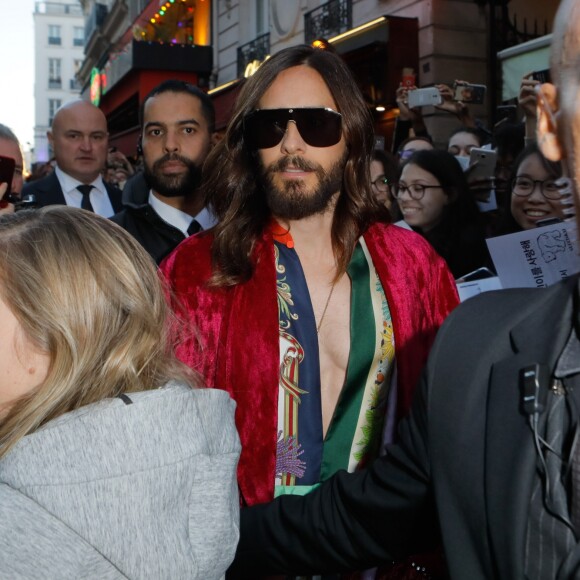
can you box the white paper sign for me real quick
[486,221,580,289]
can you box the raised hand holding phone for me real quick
[435,82,476,126]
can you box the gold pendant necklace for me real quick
[316,280,337,334]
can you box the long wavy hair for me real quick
[0,207,198,458]
[400,149,490,278]
[202,45,390,286]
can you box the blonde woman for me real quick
[0,207,240,579]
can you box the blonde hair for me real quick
[0,207,198,458]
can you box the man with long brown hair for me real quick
[162,46,458,519]
[229,3,580,577]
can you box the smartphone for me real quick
[0,155,15,197]
[468,148,497,182]
[407,87,442,108]
[531,69,551,84]
[453,83,486,104]
[401,67,416,88]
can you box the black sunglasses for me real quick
[243,107,342,149]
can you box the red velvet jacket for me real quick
[161,223,459,506]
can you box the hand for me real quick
[464,166,495,203]
[396,84,424,123]
[435,81,477,128]
[519,72,540,120]
[108,150,135,178]
[435,83,463,115]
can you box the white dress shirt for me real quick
[55,167,115,218]
[148,191,217,236]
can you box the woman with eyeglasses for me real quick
[395,149,492,279]
[370,149,399,216]
[396,135,434,166]
[498,143,567,233]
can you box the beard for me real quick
[143,153,203,198]
[259,153,347,220]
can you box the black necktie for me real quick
[187,219,202,236]
[77,184,94,212]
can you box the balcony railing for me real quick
[48,36,61,45]
[304,0,352,44]
[70,78,82,91]
[49,78,62,89]
[35,2,83,16]
[237,33,270,78]
[74,38,84,47]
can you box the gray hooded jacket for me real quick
[0,382,240,579]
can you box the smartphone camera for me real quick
[453,83,486,105]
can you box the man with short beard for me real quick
[161,46,458,576]
[111,80,217,264]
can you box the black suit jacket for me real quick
[110,172,187,265]
[232,277,578,579]
[22,172,123,213]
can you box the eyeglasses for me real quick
[395,182,443,200]
[371,176,390,193]
[398,149,415,161]
[512,177,565,200]
[243,107,342,149]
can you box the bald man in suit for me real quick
[23,100,122,216]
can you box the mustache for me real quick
[152,153,192,171]
[267,156,319,173]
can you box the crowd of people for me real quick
[0,0,577,578]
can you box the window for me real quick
[48,25,61,45]
[48,58,62,89]
[73,26,84,47]
[48,99,62,126]
[255,0,269,35]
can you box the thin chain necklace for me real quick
[316,279,337,334]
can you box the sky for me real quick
[1,0,36,151]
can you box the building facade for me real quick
[33,0,86,164]
[74,0,558,156]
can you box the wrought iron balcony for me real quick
[237,33,270,78]
[304,0,352,44]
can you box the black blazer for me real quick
[22,171,123,213]
[232,277,578,579]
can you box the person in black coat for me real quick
[110,80,217,264]
[22,100,123,217]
